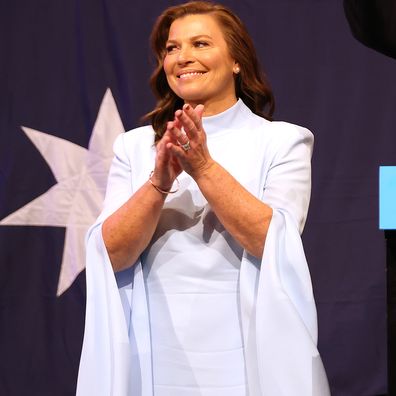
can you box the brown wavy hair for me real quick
[144,1,275,141]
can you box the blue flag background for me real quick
[1,1,395,395]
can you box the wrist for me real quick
[148,171,179,195]
[192,160,218,184]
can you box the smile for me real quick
[178,71,206,79]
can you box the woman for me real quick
[77,1,330,395]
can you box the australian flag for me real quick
[0,1,162,394]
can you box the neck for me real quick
[185,96,238,116]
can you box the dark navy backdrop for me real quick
[1,1,394,395]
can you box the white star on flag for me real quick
[0,88,123,295]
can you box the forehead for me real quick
[167,13,225,41]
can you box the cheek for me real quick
[201,52,232,75]
[163,61,177,92]
[163,56,173,76]
[198,53,217,68]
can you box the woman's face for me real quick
[163,14,238,115]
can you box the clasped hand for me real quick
[151,104,215,190]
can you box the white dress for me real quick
[76,100,330,396]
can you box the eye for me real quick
[165,44,178,53]
[194,40,209,48]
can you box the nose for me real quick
[177,45,194,65]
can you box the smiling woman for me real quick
[147,1,274,141]
[163,14,238,114]
[77,2,330,396]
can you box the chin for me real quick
[173,86,206,102]
[182,96,204,104]
[177,95,204,104]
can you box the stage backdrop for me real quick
[1,1,394,395]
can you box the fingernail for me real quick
[175,110,182,117]
[184,104,190,110]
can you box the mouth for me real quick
[177,71,207,79]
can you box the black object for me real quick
[344,0,396,59]
[386,230,396,395]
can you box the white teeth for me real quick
[179,72,204,79]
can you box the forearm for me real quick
[195,161,272,258]
[166,104,272,257]
[102,181,167,272]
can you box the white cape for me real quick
[77,100,330,396]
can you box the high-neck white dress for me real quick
[142,106,248,395]
[77,100,330,396]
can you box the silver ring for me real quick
[180,140,191,151]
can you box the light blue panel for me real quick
[379,166,396,229]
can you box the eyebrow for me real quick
[166,34,213,44]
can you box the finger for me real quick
[156,134,176,166]
[155,140,168,165]
[168,119,191,151]
[166,141,187,159]
[174,109,198,140]
[174,110,188,136]
[164,123,180,145]
[162,122,183,152]
[157,133,171,151]
[172,116,182,131]
[183,103,204,131]
[194,104,205,119]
